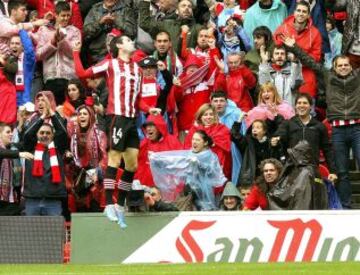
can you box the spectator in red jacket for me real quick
[273,0,322,98]
[214,52,257,112]
[135,114,182,187]
[180,26,213,62]
[167,49,220,140]
[26,0,83,31]
[0,66,17,124]
[243,158,283,210]
[184,103,232,179]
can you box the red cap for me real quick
[231,13,243,21]
[132,49,148,63]
[108,28,123,37]
[184,54,203,70]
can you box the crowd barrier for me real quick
[70,211,360,264]
[0,216,65,263]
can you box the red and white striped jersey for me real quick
[91,58,142,117]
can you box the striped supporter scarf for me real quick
[32,142,61,183]
[180,63,209,91]
[153,50,182,76]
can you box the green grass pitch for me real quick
[0,262,359,275]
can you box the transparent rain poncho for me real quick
[149,150,227,210]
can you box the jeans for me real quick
[25,198,62,216]
[332,124,360,208]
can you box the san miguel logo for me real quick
[175,219,360,263]
[176,220,216,262]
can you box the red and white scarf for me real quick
[0,139,14,202]
[180,63,209,91]
[15,52,24,91]
[70,125,101,169]
[32,142,61,183]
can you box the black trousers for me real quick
[0,201,22,216]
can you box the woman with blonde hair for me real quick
[194,103,219,126]
[184,103,232,179]
[245,82,295,133]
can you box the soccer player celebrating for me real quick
[72,36,161,228]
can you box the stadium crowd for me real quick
[0,0,358,225]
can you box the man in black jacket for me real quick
[324,55,360,208]
[83,0,138,63]
[23,97,68,216]
[139,0,203,55]
[144,186,178,211]
[280,35,360,209]
[271,93,337,183]
[0,122,33,215]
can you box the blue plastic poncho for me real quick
[149,150,227,210]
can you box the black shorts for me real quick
[108,115,139,152]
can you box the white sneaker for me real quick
[103,205,118,222]
[114,205,127,229]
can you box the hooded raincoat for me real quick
[184,123,232,179]
[243,0,288,44]
[219,182,242,210]
[135,115,182,187]
[267,140,328,210]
